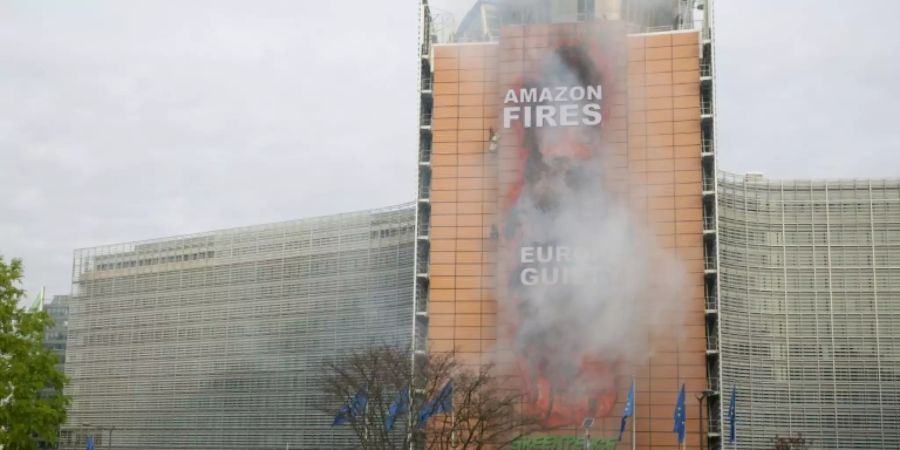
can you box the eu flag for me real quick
[351,390,368,416]
[417,380,453,427]
[385,386,409,431]
[332,403,351,426]
[618,381,635,441]
[86,436,94,450]
[728,384,737,444]
[673,384,686,444]
[434,381,453,414]
[332,389,368,426]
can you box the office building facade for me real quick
[415,0,716,448]
[416,1,900,448]
[60,204,416,450]
[45,295,70,371]
[713,173,900,449]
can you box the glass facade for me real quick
[45,295,70,371]
[716,173,900,449]
[60,204,416,450]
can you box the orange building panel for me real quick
[426,25,704,449]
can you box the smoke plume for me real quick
[486,1,690,423]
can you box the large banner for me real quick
[497,23,629,427]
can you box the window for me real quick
[577,0,595,20]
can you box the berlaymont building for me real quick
[714,174,900,449]
[58,1,899,449]
[59,205,416,449]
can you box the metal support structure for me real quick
[411,2,434,449]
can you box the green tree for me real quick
[0,257,69,450]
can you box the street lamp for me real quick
[696,389,715,450]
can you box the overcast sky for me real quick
[2,0,898,301]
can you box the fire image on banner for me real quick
[497,23,629,428]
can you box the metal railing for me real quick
[705,256,718,271]
[708,375,720,392]
[420,112,432,127]
[416,252,430,276]
[702,139,714,154]
[415,297,428,315]
[645,25,676,33]
[421,77,433,92]
[419,145,431,163]
[708,414,722,433]
[417,218,430,237]
[705,294,718,311]
[707,334,719,351]
[418,181,431,200]
[703,215,716,231]
[701,62,712,78]
[702,176,715,192]
[701,101,713,116]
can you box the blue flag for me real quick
[86,436,94,450]
[417,380,453,427]
[332,403,351,426]
[434,381,453,414]
[351,390,368,416]
[385,386,409,431]
[332,389,368,426]
[673,384,686,444]
[618,381,635,441]
[728,384,737,444]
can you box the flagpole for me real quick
[364,397,369,444]
[732,384,737,450]
[631,377,636,450]
[406,385,413,450]
[450,407,456,448]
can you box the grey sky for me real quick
[2,0,898,301]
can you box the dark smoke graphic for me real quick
[497,22,687,427]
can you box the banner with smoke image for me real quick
[496,21,686,428]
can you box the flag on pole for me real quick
[673,384,686,444]
[417,380,452,427]
[385,386,409,431]
[728,384,737,444]
[618,381,635,441]
[85,436,94,450]
[29,286,45,312]
[332,389,368,426]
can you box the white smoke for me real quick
[491,15,690,390]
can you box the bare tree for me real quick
[321,345,544,450]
